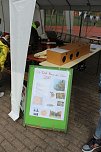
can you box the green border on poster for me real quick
[24,65,73,132]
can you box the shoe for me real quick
[82,137,101,152]
[0,92,4,98]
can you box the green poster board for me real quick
[24,65,73,132]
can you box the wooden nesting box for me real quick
[47,42,90,66]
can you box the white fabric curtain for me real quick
[65,11,74,35]
[9,0,36,121]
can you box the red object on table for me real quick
[27,54,46,63]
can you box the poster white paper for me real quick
[30,68,69,120]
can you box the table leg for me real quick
[96,51,101,75]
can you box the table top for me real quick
[40,48,101,68]
[87,37,101,41]
[92,36,101,39]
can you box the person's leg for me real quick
[95,115,101,139]
[95,85,101,139]
[82,115,101,152]
[82,75,101,152]
[0,73,4,98]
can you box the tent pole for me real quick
[79,11,84,38]
[69,10,72,42]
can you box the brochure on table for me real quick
[24,65,73,132]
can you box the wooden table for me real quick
[87,36,101,44]
[92,36,101,39]
[4,46,101,82]
[40,47,101,69]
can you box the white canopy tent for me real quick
[36,0,101,11]
[8,0,101,120]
